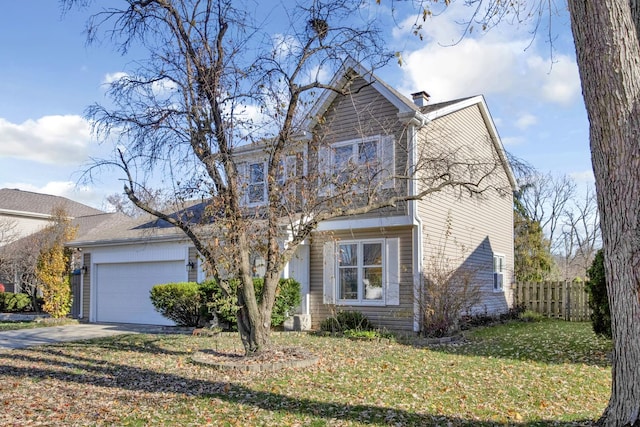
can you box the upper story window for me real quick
[318,135,395,195]
[240,155,297,206]
[493,253,505,292]
[248,162,266,204]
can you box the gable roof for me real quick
[0,188,103,218]
[306,62,517,191]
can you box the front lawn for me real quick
[0,320,611,426]
[0,318,77,331]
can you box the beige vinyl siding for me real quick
[311,77,410,218]
[417,105,514,314]
[309,227,414,331]
[82,252,91,321]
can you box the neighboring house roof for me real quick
[1,212,123,255]
[0,188,103,218]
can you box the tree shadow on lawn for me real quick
[413,322,612,368]
[0,346,597,426]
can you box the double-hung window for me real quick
[318,134,394,195]
[493,254,505,292]
[323,238,400,306]
[331,137,380,186]
[338,241,384,302]
[247,162,266,205]
[242,155,297,206]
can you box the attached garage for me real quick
[66,217,196,326]
[94,261,186,325]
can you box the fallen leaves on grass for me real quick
[0,323,611,426]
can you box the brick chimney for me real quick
[411,91,430,107]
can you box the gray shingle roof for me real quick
[0,188,103,218]
[68,213,187,246]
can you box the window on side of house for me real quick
[337,240,384,303]
[493,254,505,292]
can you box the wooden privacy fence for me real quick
[514,281,592,322]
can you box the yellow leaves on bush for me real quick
[35,208,77,318]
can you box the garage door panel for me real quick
[95,261,185,325]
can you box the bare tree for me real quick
[558,187,601,279]
[68,0,509,355]
[0,218,18,247]
[518,172,577,253]
[104,189,167,217]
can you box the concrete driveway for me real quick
[0,323,170,350]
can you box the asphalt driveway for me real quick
[0,323,170,350]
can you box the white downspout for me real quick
[408,122,424,332]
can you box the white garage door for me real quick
[95,261,186,325]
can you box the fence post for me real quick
[564,279,571,321]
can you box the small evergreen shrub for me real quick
[150,282,209,327]
[204,277,301,328]
[257,278,301,327]
[585,249,611,339]
[319,310,373,333]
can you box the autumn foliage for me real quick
[35,208,77,318]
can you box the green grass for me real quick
[0,320,611,426]
[0,318,78,331]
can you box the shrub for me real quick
[520,310,545,322]
[319,310,373,333]
[257,278,301,327]
[0,292,32,313]
[0,283,5,293]
[585,249,611,339]
[205,278,301,328]
[150,282,209,327]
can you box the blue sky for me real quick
[0,1,590,209]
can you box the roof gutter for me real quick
[66,233,187,249]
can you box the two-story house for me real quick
[67,62,516,332]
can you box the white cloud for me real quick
[0,115,91,165]
[394,8,581,107]
[501,136,525,146]
[570,170,595,185]
[515,113,538,130]
[2,181,106,209]
[102,71,129,85]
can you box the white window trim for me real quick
[318,134,394,196]
[245,161,267,207]
[493,253,506,293]
[242,156,297,207]
[336,238,386,306]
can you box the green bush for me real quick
[150,282,210,327]
[0,292,32,313]
[520,310,545,323]
[585,249,611,339]
[205,278,301,328]
[319,310,373,333]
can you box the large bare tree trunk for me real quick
[568,1,640,425]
